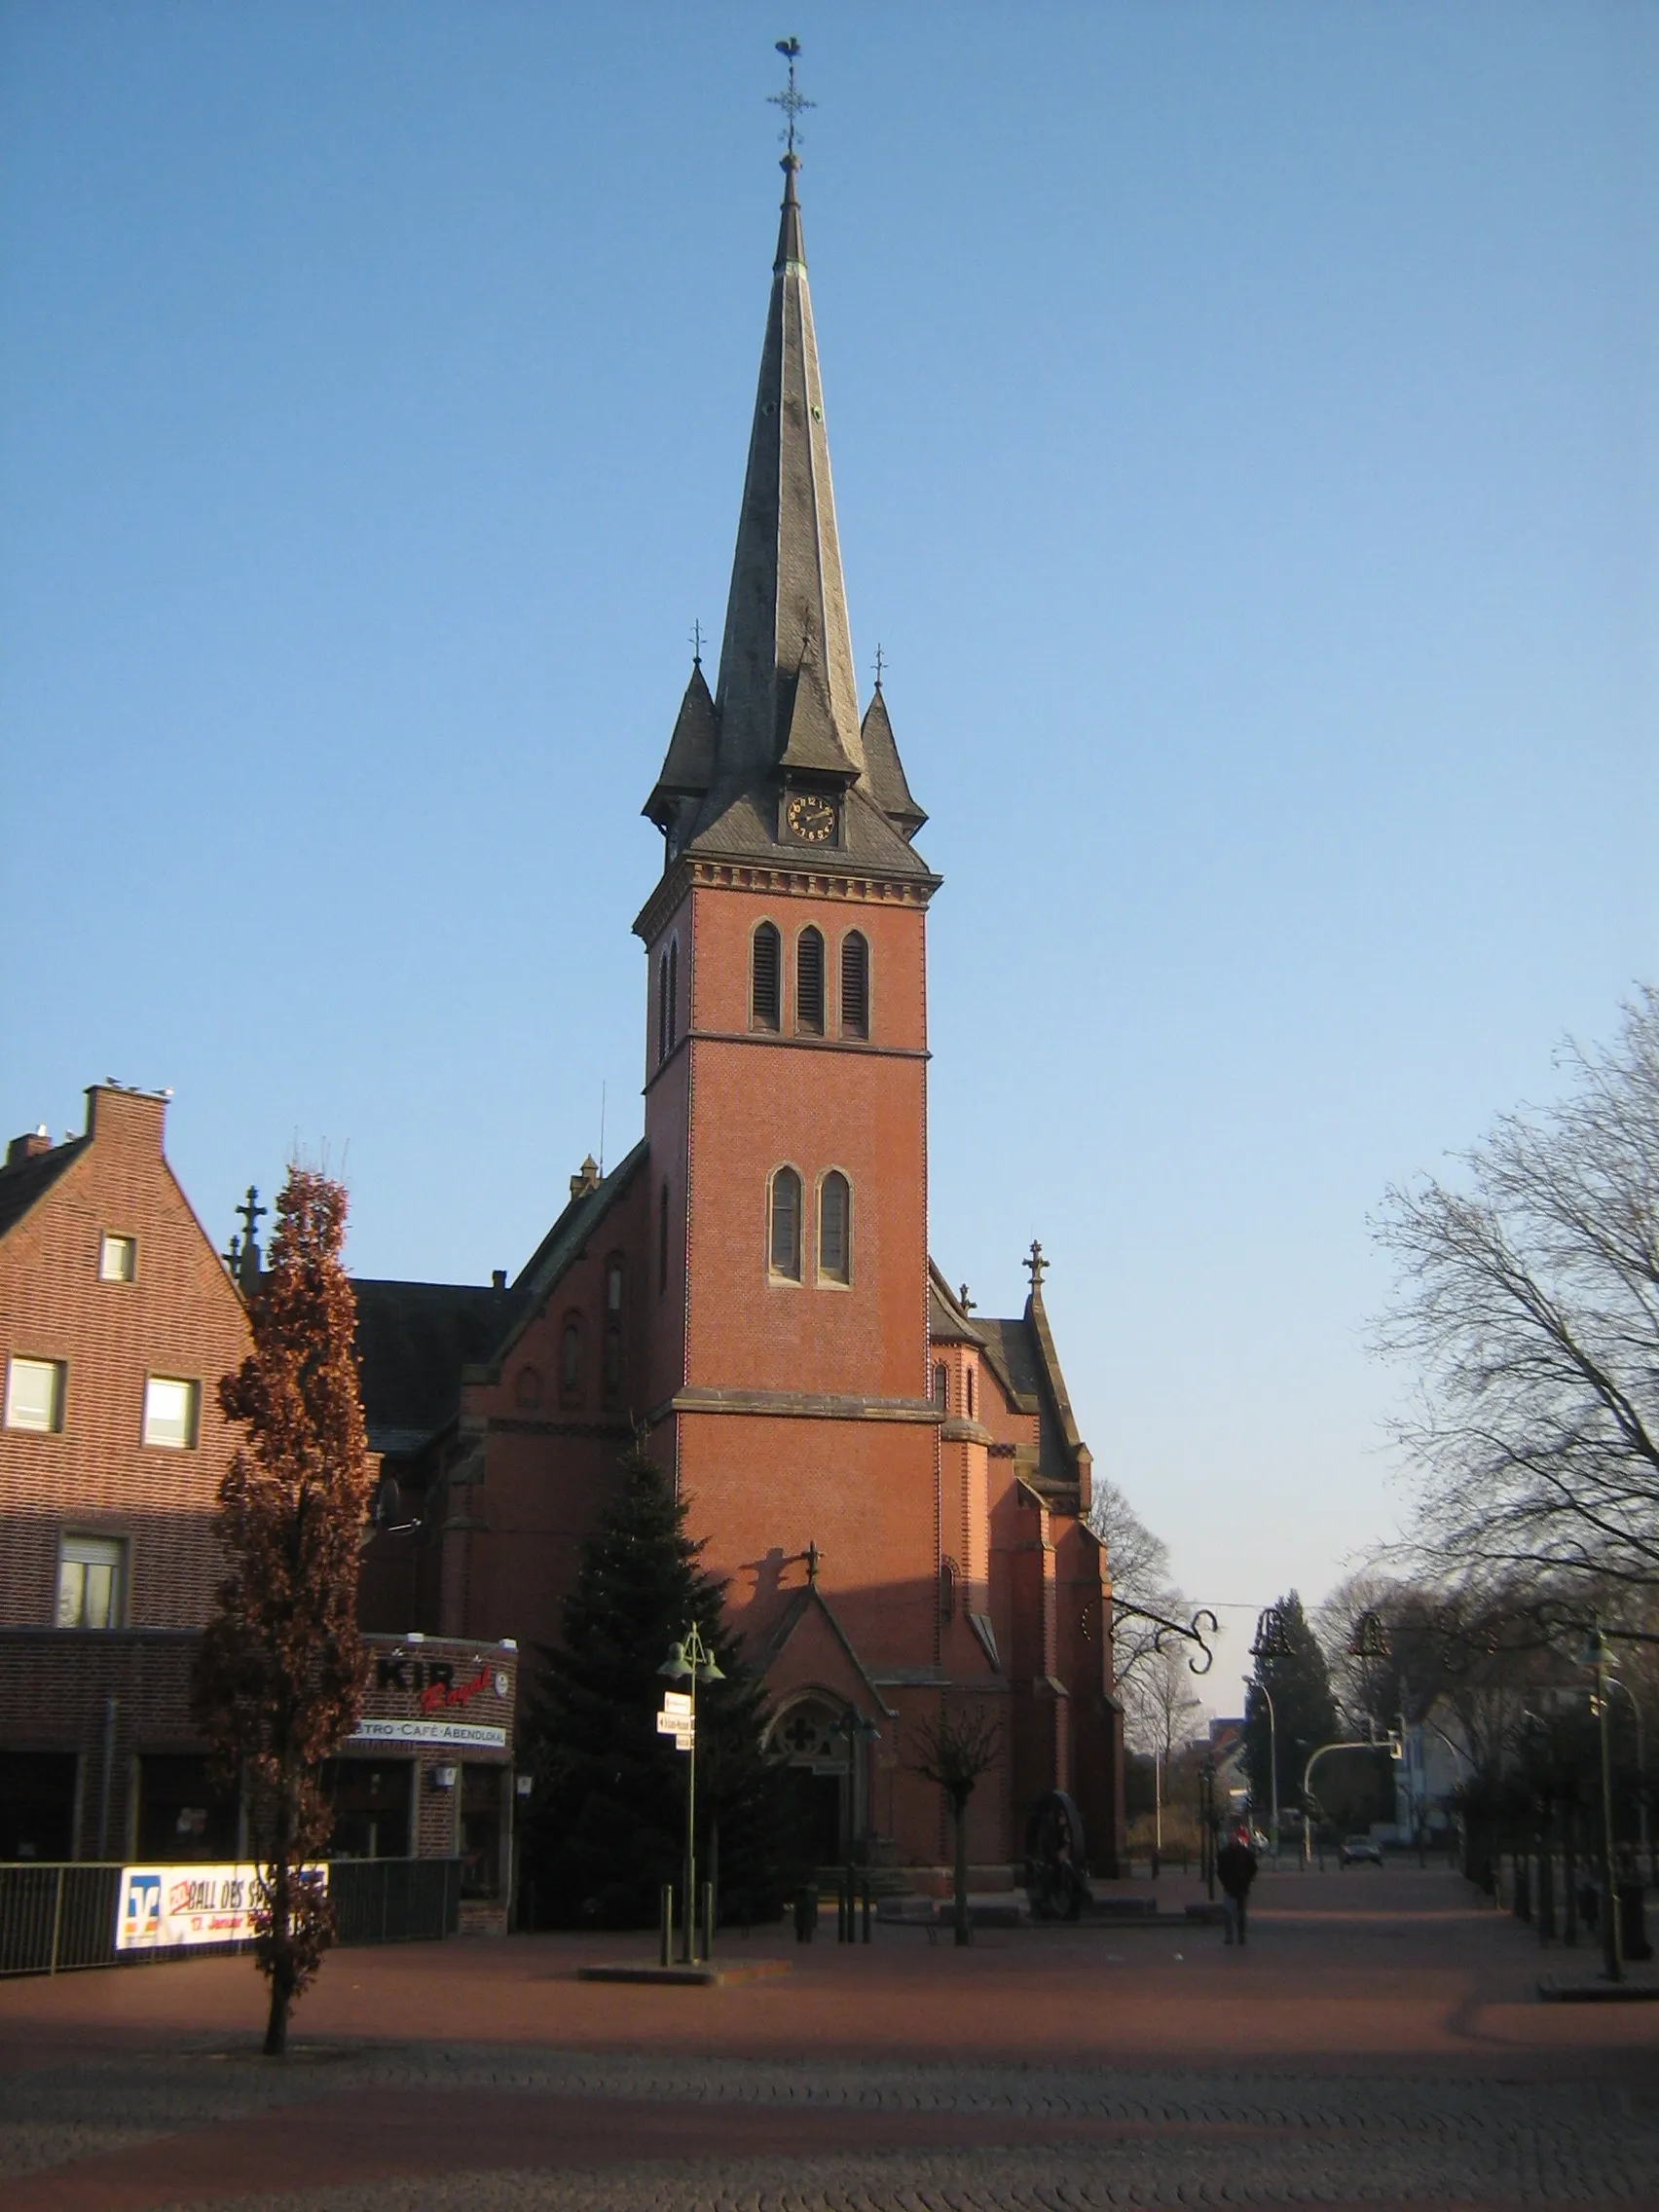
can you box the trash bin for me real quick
[793,1884,819,1943]
[1618,1880,1651,1963]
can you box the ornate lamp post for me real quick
[658,1623,723,1964]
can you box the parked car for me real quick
[1339,1834,1383,1867]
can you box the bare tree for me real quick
[1122,1638,1205,1762]
[909,1706,1000,1948]
[1374,987,1659,1596]
[1089,1478,1188,1696]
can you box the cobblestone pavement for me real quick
[4,1872,1656,2210]
[6,2044,1659,2210]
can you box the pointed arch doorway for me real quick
[768,1695,852,1867]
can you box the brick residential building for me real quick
[353,154,1124,1877]
[0,1088,516,1923]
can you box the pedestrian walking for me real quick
[1217,1824,1259,1947]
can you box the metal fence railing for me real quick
[0,1859,461,1978]
[330,1857,461,1947]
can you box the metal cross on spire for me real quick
[1025,1238,1049,1294]
[873,643,886,689]
[689,617,704,669]
[769,36,815,158]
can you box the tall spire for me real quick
[639,50,935,898]
[712,143,863,786]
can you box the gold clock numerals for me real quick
[785,793,837,845]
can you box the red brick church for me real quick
[355,152,1124,1874]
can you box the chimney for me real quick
[492,1269,507,1290]
[5,1126,53,1169]
[569,1155,601,1200]
[86,1084,168,1152]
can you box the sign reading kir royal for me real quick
[116,1863,328,1952]
[347,1645,514,1751]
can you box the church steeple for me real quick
[713,150,862,789]
[641,118,934,891]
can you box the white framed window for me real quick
[56,1533,126,1630]
[98,1234,137,1282]
[5,1356,65,1434]
[142,1376,200,1451]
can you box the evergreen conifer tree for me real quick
[521,1436,789,1929]
[1244,1590,1339,1834]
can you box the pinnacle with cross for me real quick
[235,1186,266,1290]
[1026,1239,1049,1294]
[689,617,704,669]
[958,1282,976,1312]
[804,1537,821,1586]
[769,36,815,161]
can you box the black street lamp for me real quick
[658,1622,723,1964]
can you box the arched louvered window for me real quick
[607,1257,624,1313]
[939,1557,959,1623]
[657,951,670,1066]
[818,1170,850,1283]
[658,1181,670,1295]
[603,1323,622,1402]
[560,1316,581,1397]
[965,1367,976,1419]
[933,1362,949,1413]
[769,1166,802,1280]
[752,922,781,1031]
[840,930,869,1040]
[796,927,825,1035]
[666,937,679,1053]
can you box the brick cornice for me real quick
[634,854,938,946]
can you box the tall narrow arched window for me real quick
[965,1367,976,1420]
[657,950,670,1066]
[933,1362,949,1413]
[769,1166,801,1280]
[796,926,825,1035]
[603,1323,622,1403]
[607,1258,624,1313]
[560,1316,581,1399]
[752,922,781,1031]
[666,936,679,1054]
[658,1181,670,1295]
[840,930,869,1040]
[818,1170,850,1283]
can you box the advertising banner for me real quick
[115,1862,329,1952]
[346,1717,507,1749]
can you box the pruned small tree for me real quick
[192,1167,373,2057]
[909,1706,1000,1947]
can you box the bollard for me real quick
[659,1882,673,1968]
[862,1873,871,1944]
[699,1880,715,1962]
[793,1883,819,1942]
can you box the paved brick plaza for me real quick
[2,1867,1655,2209]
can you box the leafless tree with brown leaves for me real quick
[192,1168,373,2056]
[1374,987,1659,1599]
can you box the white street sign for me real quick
[661,1691,692,1718]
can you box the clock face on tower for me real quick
[784,792,837,845]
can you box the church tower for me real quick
[636,146,944,1843]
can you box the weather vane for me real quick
[769,36,815,158]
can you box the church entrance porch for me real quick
[769,1698,857,1867]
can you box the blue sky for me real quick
[3,4,1654,1707]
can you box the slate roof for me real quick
[352,1139,649,1456]
[352,1279,527,1456]
[0,1138,88,1241]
